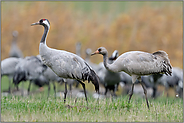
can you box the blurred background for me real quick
[1,1,183,98]
[1,1,182,67]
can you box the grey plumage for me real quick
[1,57,23,92]
[9,31,23,58]
[13,56,47,96]
[63,42,83,91]
[91,47,172,109]
[31,19,99,104]
[151,67,183,98]
[97,50,121,96]
[36,55,64,98]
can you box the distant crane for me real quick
[31,19,99,104]
[151,67,183,98]
[1,57,23,93]
[91,47,172,109]
[13,56,47,96]
[9,31,23,58]
[97,50,121,96]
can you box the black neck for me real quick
[40,24,49,44]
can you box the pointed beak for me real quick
[31,22,40,26]
[91,50,99,56]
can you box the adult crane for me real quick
[31,19,99,104]
[91,47,172,109]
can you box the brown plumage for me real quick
[91,47,172,109]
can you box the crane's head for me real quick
[91,47,107,56]
[31,19,50,28]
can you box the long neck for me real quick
[40,24,49,44]
[103,53,117,72]
[12,36,17,44]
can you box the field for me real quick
[1,77,183,122]
[1,94,183,122]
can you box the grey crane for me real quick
[31,19,99,104]
[1,57,23,93]
[91,47,172,109]
[152,67,183,98]
[13,56,47,96]
[9,31,23,58]
[97,50,121,96]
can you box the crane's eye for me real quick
[98,48,101,52]
[39,19,43,23]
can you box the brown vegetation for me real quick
[1,2,182,68]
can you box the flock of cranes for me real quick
[1,19,183,109]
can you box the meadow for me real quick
[1,93,183,122]
[1,77,183,122]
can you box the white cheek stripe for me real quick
[43,20,50,28]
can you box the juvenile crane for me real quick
[91,47,172,109]
[31,19,99,104]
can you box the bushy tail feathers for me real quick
[88,69,100,93]
[153,50,172,76]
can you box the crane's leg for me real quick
[128,75,138,103]
[8,77,12,93]
[77,80,88,105]
[104,87,108,95]
[69,84,72,91]
[139,78,150,109]
[152,84,157,98]
[16,85,19,91]
[47,82,50,99]
[128,83,135,103]
[53,82,56,99]
[64,82,67,104]
[28,81,32,95]
[113,84,118,97]
[21,81,24,97]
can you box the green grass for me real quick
[1,76,183,122]
[1,94,183,122]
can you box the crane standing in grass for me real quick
[91,47,172,109]
[1,57,23,93]
[31,19,99,104]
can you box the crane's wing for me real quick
[115,51,172,76]
[42,49,99,92]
